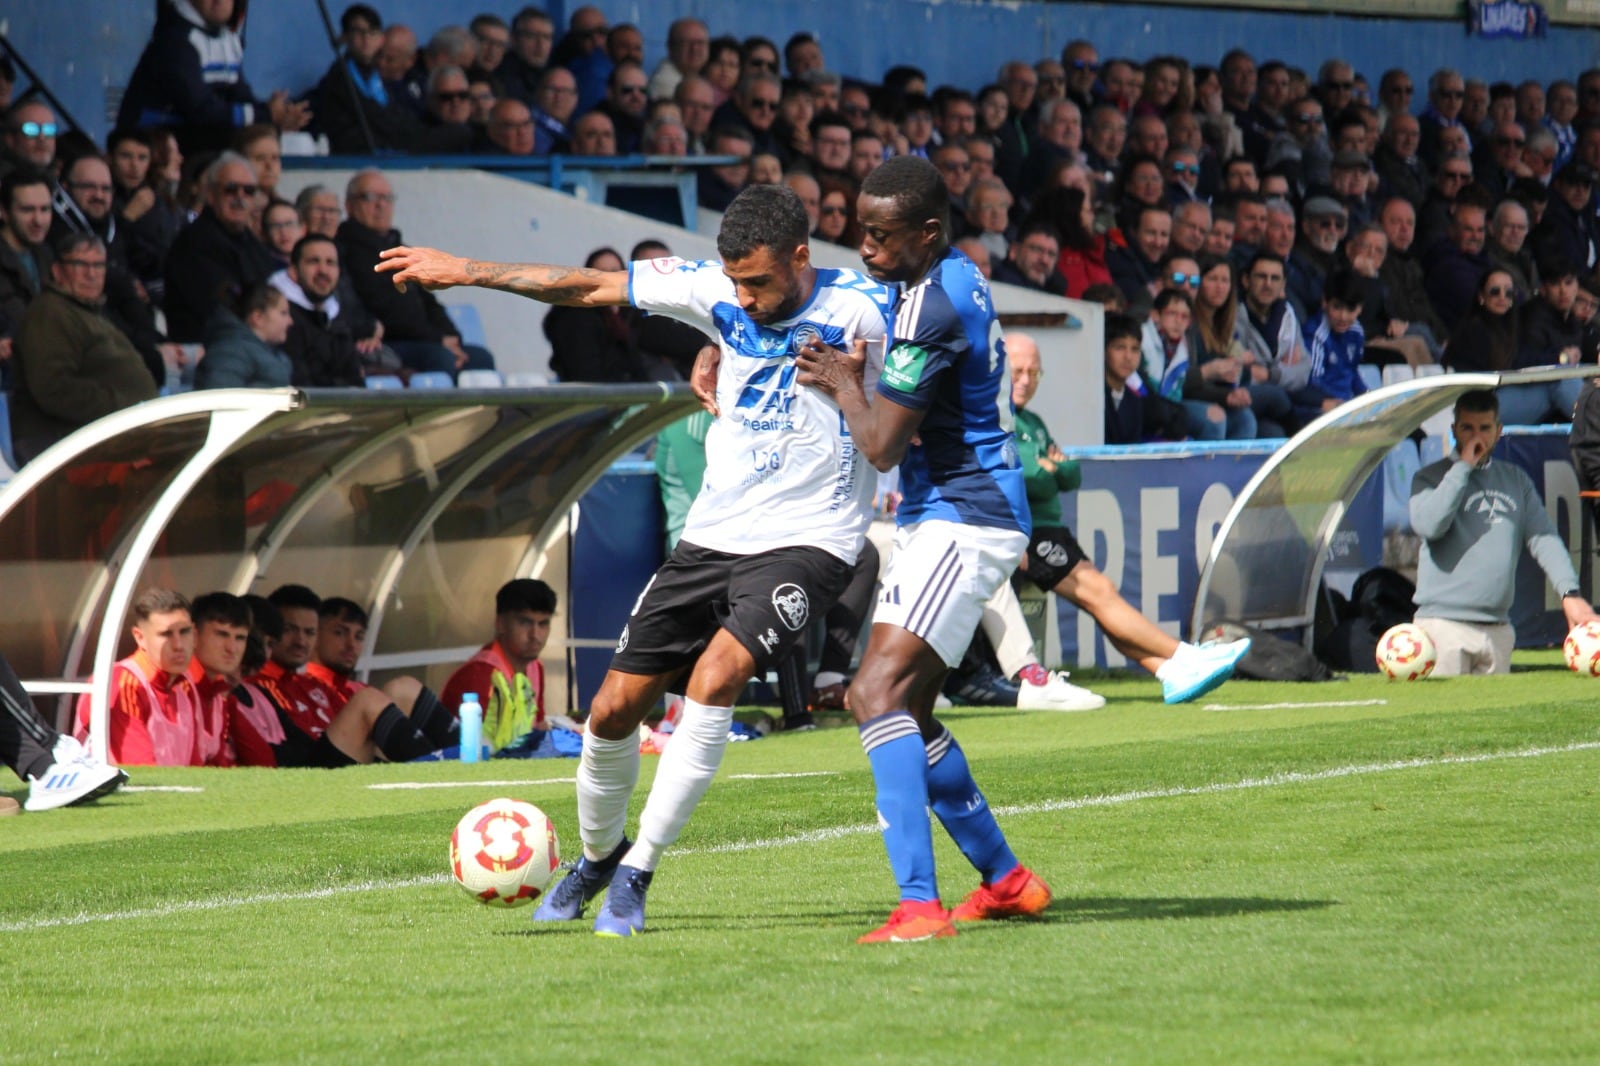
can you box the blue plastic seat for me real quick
[365,375,405,390]
[443,303,488,349]
[409,372,455,389]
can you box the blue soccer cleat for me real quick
[593,864,654,938]
[531,837,631,922]
[1160,638,1251,704]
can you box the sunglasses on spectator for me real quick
[17,122,57,138]
[747,98,779,112]
[1172,162,1199,176]
[746,59,776,72]
[1485,286,1513,297]
[1312,216,1347,229]
[1071,60,1099,72]
[221,182,260,198]
[1171,272,1200,286]
[436,90,472,103]
[820,205,848,216]
[1294,113,1324,125]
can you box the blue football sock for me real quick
[925,724,1018,885]
[859,711,938,902]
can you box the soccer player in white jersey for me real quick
[797,157,1246,944]
[377,185,890,937]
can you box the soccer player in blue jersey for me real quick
[797,156,1244,944]
[377,185,890,937]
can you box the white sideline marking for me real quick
[6,739,1596,933]
[1202,699,1389,711]
[725,772,837,780]
[367,778,575,791]
[122,786,205,793]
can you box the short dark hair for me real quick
[106,126,152,155]
[1103,312,1141,347]
[716,183,811,261]
[0,166,51,213]
[290,233,338,267]
[53,232,104,261]
[318,597,368,626]
[861,154,947,232]
[191,591,252,629]
[268,584,321,612]
[1247,250,1287,275]
[133,588,190,623]
[783,31,818,67]
[243,594,283,641]
[1322,266,1366,309]
[496,578,557,615]
[1537,254,1579,283]
[340,3,381,33]
[630,239,670,261]
[1455,389,1499,419]
[232,281,285,321]
[1152,288,1192,314]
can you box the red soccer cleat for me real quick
[856,899,957,944]
[950,865,1053,922]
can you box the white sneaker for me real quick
[25,736,127,812]
[1016,671,1106,712]
[1159,638,1251,704]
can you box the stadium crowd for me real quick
[2,1,1599,452]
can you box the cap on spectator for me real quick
[1331,150,1369,171]
[1303,195,1347,219]
[1555,161,1599,187]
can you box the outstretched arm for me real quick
[796,338,924,471]
[375,246,631,307]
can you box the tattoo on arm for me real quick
[463,261,614,305]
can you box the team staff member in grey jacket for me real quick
[1410,389,1596,676]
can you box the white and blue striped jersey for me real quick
[874,248,1030,534]
[629,256,891,564]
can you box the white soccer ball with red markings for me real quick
[450,798,560,907]
[1375,623,1437,680]
[1563,620,1600,676]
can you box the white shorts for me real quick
[874,519,1029,667]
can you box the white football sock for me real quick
[576,729,640,862]
[623,698,734,872]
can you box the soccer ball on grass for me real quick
[450,798,560,907]
[1375,623,1436,680]
[1562,620,1600,676]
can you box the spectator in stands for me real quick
[1287,196,1346,320]
[194,281,293,389]
[1377,68,1414,124]
[649,18,709,102]
[295,184,341,238]
[783,33,825,81]
[929,143,972,233]
[1246,61,1292,162]
[1374,112,1427,207]
[1104,311,1154,442]
[953,236,991,278]
[1486,199,1538,301]
[1222,157,1260,195]
[106,128,181,305]
[530,67,578,155]
[776,81,819,164]
[1193,254,1291,436]
[809,112,853,187]
[1166,147,1203,206]
[1020,100,1082,196]
[1081,105,1126,193]
[499,7,554,106]
[542,246,647,382]
[594,62,649,154]
[552,6,612,114]
[1100,58,1139,114]
[1226,193,1268,271]
[259,200,303,267]
[0,169,54,367]
[1375,196,1448,345]
[1498,256,1586,425]
[1425,201,1492,329]
[1112,155,1166,235]
[815,186,853,246]
[316,5,430,154]
[74,588,230,767]
[1127,113,1169,166]
[339,169,490,377]
[1060,40,1098,113]
[674,77,716,154]
[11,234,159,463]
[378,25,423,115]
[696,126,751,211]
[1,102,57,181]
[441,578,556,747]
[716,73,781,160]
[1026,186,1107,298]
[469,76,498,131]
[1479,120,1531,195]
[1204,204,1236,259]
[1294,267,1369,421]
[1316,58,1356,118]
[1266,95,1331,200]
[933,90,977,151]
[993,61,1038,191]
[1219,48,1256,122]
[1545,81,1578,168]
[270,233,370,386]
[569,111,617,156]
[701,37,741,107]
[467,14,511,97]
[607,24,645,71]
[486,99,535,155]
[1141,288,1242,439]
[993,221,1066,295]
[783,173,821,233]
[422,66,477,147]
[1533,162,1599,272]
[1343,222,1435,367]
[163,152,276,343]
[1329,150,1377,227]
[642,115,688,156]
[1237,251,1311,410]
[1419,68,1469,168]
[1415,153,1473,255]
[1409,389,1594,676]
[118,0,310,152]
[748,152,782,185]
[1109,203,1171,311]
[1522,127,1559,187]
[802,70,842,115]
[0,646,126,812]
[1170,200,1211,257]
[964,177,1013,261]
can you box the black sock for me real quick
[372,705,438,762]
[409,687,457,746]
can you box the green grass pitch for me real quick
[5,655,1599,1064]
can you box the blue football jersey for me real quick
[874,248,1030,534]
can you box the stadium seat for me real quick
[409,372,455,389]
[457,369,505,388]
[365,374,405,389]
[1380,364,1415,388]
[1358,365,1383,392]
[505,371,551,387]
[443,303,489,349]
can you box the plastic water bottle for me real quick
[459,693,482,763]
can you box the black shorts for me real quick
[272,714,356,769]
[1023,525,1089,592]
[611,541,854,676]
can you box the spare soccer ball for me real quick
[1563,620,1600,676]
[450,798,560,907]
[1375,623,1436,680]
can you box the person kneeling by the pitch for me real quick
[440,578,555,751]
[1410,389,1596,676]
[241,587,455,765]
[1,648,125,813]
[74,588,233,767]
[1011,327,1251,704]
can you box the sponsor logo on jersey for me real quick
[735,363,798,425]
[771,583,809,631]
[758,627,779,653]
[649,255,688,274]
[616,625,630,653]
[881,343,928,393]
[790,322,822,354]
